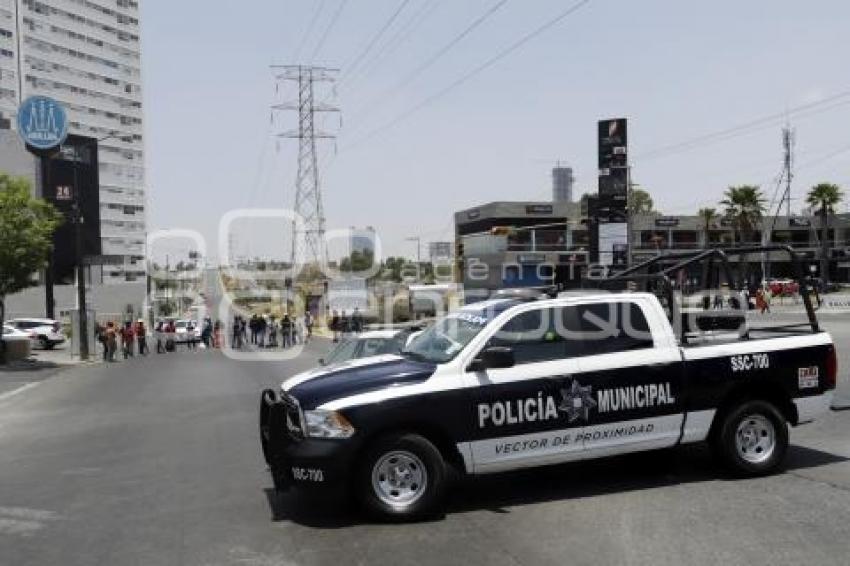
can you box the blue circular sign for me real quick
[16,95,69,150]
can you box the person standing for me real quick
[232,316,241,349]
[304,311,313,342]
[352,307,363,334]
[186,322,197,351]
[105,322,118,362]
[201,318,212,349]
[213,319,222,348]
[95,323,107,361]
[281,314,291,348]
[121,322,134,359]
[165,319,176,352]
[330,310,340,342]
[135,319,147,355]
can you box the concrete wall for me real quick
[0,130,38,189]
[4,282,147,322]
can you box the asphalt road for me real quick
[2,326,850,565]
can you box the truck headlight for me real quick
[303,409,355,439]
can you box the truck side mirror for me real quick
[467,346,515,372]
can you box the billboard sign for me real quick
[598,118,628,169]
[654,217,680,227]
[17,96,69,151]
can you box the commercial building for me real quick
[454,201,588,291]
[0,0,146,283]
[552,165,574,203]
[632,213,850,282]
[454,200,850,292]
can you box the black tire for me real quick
[712,399,789,477]
[38,336,50,350]
[355,433,446,521]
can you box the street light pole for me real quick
[72,146,89,360]
[406,236,421,281]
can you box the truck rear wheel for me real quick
[355,433,446,521]
[713,400,789,476]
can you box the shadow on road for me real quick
[448,444,848,516]
[0,359,61,373]
[264,443,848,527]
[264,488,359,528]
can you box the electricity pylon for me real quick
[272,65,339,269]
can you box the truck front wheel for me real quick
[713,400,789,476]
[355,433,446,521]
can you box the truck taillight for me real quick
[826,346,837,390]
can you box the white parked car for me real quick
[8,318,66,350]
[173,320,200,344]
[319,328,423,366]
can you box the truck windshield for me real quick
[402,312,491,364]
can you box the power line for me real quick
[291,0,328,63]
[310,0,350,63]
[345,0,510,136]
[342,0,442,94]
[635,89,850,161]
[339,0,413,86]
[344,0,593,150]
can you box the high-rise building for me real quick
[0,0,146,283]
[552,165,574,203]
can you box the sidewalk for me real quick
[0,345,101,400]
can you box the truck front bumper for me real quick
[260,389,357,492]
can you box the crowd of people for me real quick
[94,319,149,362]
[94,317,223,362]
[328,308,364,342]
[229,312,314,350]
[94,307,372,359]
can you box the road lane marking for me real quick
[0,382,40,403]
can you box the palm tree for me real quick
[697,207,717,248]
[719,185,766,245]
[806,182,843,285]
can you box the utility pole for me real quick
[272,65,339,270]
[406,236,421,281]
[71,143,88,360]
[781,125,794,217]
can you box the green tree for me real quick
[0,173,62,362]
[720,185,766,245]
[629,188,654,214]
[806,182,843,285]
[697,207,718,248]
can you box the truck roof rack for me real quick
[587,245,821,343]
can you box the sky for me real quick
[141,0,850,264]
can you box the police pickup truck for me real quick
[260,291,837,520]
